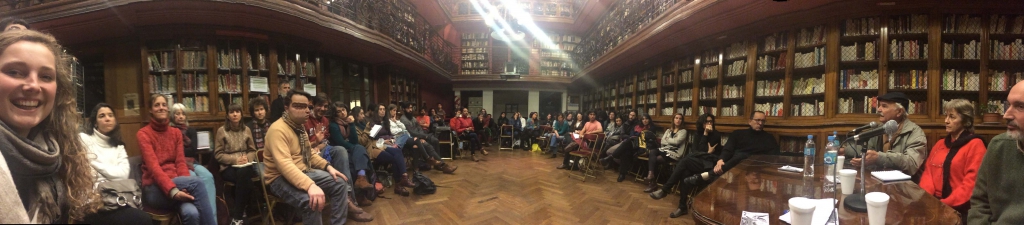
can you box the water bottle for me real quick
[824,135,838,182]
[804,135,815,177]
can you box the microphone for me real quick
[851,121,878,134]
[852,120,898,142]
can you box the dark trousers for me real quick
[661,156,711,209]
[221,166,257,220]
[561,142,582,166]
[647,148,676,178]
[460,132,481,154]
[82,207,154,225]
[375,147,407,181]
[609,139,640,176]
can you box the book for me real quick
[871,170,912,182]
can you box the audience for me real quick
[417,108,431,131]
[139,95,215,225]
[453,107,485,161]
[327,103,373,201]
[546,114,569,158]
[643,113,688,193]
[522,112,539,150]
[970,81,1024,224]
[918,99,985,223]
[246,96,271,150]
[352,106,413,196]
[510,112,525,149]
[212,104,258,225]
[601,113,656,182]
[168,103,217,217]
[400,102,456,174]
[649,113,720,218]
[81,103,153,224]
[263,91,351,224]
[700,111,779,183]
[557,111,603,170]
[436,103,446,121]
[267,80,291,123]
[572,112,586,132]
[840,92,928,179]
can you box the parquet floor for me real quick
[348,145,697,225]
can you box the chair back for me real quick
[500,125,513,135]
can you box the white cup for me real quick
[839,169,857,195]
[788,197,816,225]
[865,192,890,225]
[836,156,845,172]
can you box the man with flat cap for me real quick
[839,92,928,180]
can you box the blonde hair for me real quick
[0,29,98,221]
[943,99,976,132]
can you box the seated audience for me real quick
[969,81,1024,224]
[81,104,155,225]
[168,103,217,216]
[453,108,485,161]
[649,113,721,218]
[557,111,603,170]
[246,96,270,150]
[212,104,259,225]
[918,99,985,223]
[400,102,456,174]
[601,114,657,182]
[643,113,689,193]
[546,114,570,158]
[352,106,414,197]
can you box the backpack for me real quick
[412,172,436,195]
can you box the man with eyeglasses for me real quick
[684,111,780,185]
[264,91,354,224]
[839,92,927,180]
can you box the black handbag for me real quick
[97,179,142,212]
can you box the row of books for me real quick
[843,17,879,36]
[838,96,879,114]
[985,100,1007,114]
[183,96,210,113]
[721,105,742,117]
[797,25,827,47]
[148,52,175,72]
[461,69,488,75]
[726,42,747,59]
[701,65,720,80]
[182,51,207,70]
[620,84,635,93]
[149,74,177,94]
[756,79,785,97]
[698,106,719,116]
[941,69,981,91]
[461,54,486,61]
[461,48,488,54]
[639,94,657,104]
[276,61,317,77]
[724,85,743,99]
[461,33,488,39]
[794,47,825,68]
[702,50,720,64]
[667,89,693,102]
[540,61,576,69]
[793,75,826,95]
[218,96,243,112]
[181,73,208,93]
[793,101,825,116]
[991,39,1024,60]
[891,14,929,34]
[726,60,746,77]
[905,101,927,115]
[840,42,877,61]
[990,70,1024,91]
[461,61,488,68]
[942,40,980,59]
[890,40,928,60]
[839,69,879,89]
[540,50,571,59]
[249,53,267,71]
[700,87,717,100]
[762,32,788,52]
[539,69,575,77]
[990,15,1024,34]
[217,49,242,70]
[618,98,633,107]
[637,78,657,91]
[943,15,982,34]
[756,54,786,72]
[218,74,243,93]
[663,70,694,85]
[889,70,928,89]
[461,40,489,47]
[661,107,693,116]
[755,102,784,116]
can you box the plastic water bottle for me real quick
[824,135,838,181]
[804,135,815,178]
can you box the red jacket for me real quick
[304,115,329,144]
[137,118,190,195]
[918,136,986,210]
[452,116,474,133]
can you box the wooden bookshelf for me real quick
[461,32,490,75]
[536,33,581,77]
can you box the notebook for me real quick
[871,170,911,182]
[369,125,383,138]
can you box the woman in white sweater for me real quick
[643,113,689,193]
[80,103,153,225]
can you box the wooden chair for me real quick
[256,149,294,225]
[437,128,456,160]
[132,156,181,225]
[568,133,606,181]
[220,155,264,224]
[535,125,553,152]
[496,125,513,151]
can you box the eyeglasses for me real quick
[291,103,310,110]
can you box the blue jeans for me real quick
[327,146,352,193]
[395,133,411,149]
[545,133,561,154]
[267,169,348,225]
[143,176,215,225]
[189,164,216,221]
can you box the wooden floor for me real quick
[349,145,696,225]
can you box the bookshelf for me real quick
[573,0,679,67]
[755,31,789,118]
[246,42,270,107]
[699,48,721,116]
[938,14,983,112]
[721,41,747,117]
[180,40,210,114]
[386,71,420,106]
[537,33,581,77]
[987,14,1024,114]
[461,32,490,75]
[216,40,244,113]
[638,69,658,115]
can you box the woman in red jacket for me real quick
[138,94,215,225]
[452,108,484,161]
[918,99,986,223]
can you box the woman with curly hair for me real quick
[0,30,99,223]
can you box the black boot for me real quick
[617,174,626,182]
[683,174,703,185]
[649,189,667,200]
[670,207,688,218]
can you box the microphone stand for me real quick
[842,135,869,212]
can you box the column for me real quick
[528,90,540,114]
[482,90,494,114]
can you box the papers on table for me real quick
[871,170,912,182]
[778,165,803,173]
[741,211,769,225]
[779,198,837,225]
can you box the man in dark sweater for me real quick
[268,81,291,123]
[687,111,779,184]
[399,102,456,174]
[969,81,1024,224]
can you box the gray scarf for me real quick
[0,120,64,223]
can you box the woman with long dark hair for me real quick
[353,106,414,196]
[643,113,688,193]
[600,113,657,182]
[650,113,721,218]
[80,103,154,225]
[212,104,258,224]
[557,111,604,170]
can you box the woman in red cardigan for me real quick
[919,99,986,223]
[138,94,215,225]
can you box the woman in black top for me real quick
[649,113,721,218]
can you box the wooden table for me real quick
[690,155,961,225]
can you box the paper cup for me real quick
[839,169,857,195]
[865,192,890,225]
[836,156,845,171]
[788,197,816,225]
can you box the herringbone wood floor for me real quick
[349,145,696,225]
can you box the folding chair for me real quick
[437,128,455,160]
[257,150,294,225]
[568,133,606,181]
[498,125,515,151]
[535,125,553,152]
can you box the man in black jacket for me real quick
[686,111,779,184]
[268,81,291,123]
[400,102,457,174]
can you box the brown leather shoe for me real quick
[435,164,458,174]
[347,197,365,214]
[401,174,416,187]
[355,175,372,190]
[427,159,442,167]
[357,196,373,207]
[471,154,481,162]
[395,186,410,196]
[348,211,374,222]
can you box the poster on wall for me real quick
[123,93,139,116]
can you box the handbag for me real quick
[97,179,142,212]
